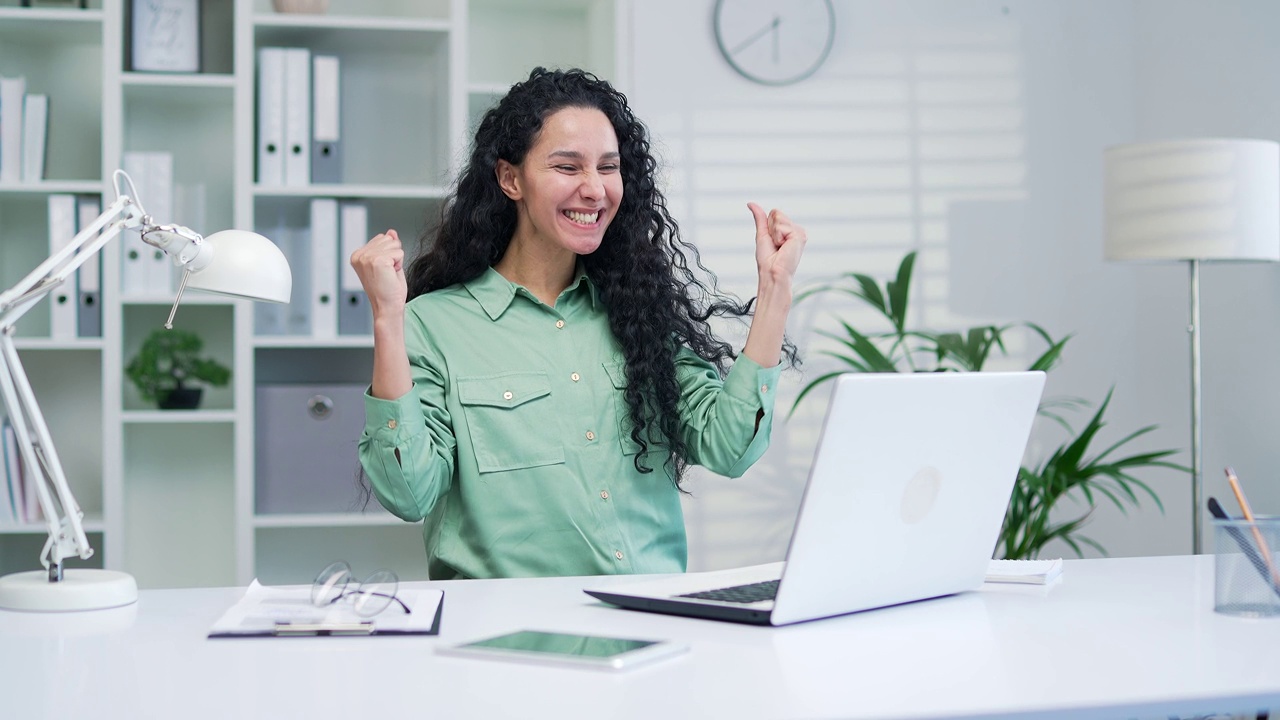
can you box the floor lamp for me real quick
[1103,138,1280,554]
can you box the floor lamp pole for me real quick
[1188,259,1203,554]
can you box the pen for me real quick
[1223,467,1280,588]
[1207,496,1280,600]
[273,622,375,636]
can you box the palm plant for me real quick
[793,251,1185,559]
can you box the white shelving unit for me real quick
[0,0,623,589]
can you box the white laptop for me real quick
[584,371,1046,626]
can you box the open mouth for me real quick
[563,209,601,226]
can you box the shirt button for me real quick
[387,419,397,429]
[503,391,513,400]
[571,372,580,382]
[600,490,609,500]
[555,320,565,329]
[585,430,596,441]
[761,384,769,394]
[615,550,624,560]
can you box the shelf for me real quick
[0,515,104,535]
[13,338,104,351]
[0,180,105,196]
[253,184,448,199]
[253,13,449,33]
[122,72,236,88]
[120,294,237,306]
[0,7,103,43]
[121,410,238,424]
[253,335,373,349]
[254,512,413,529]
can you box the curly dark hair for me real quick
[407,67,796,488]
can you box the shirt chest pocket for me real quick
[457,372,565,473]
[603,361,644,456]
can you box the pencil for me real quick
[1224,467,1280,588]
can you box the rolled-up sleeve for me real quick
[675,349,783,478]
[357,316,457,521]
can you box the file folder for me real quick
[146,152,175,295]
[310,198,339,339]
[47,194,78,340]
[311,54,342,183]
[283,47,312,187]
[0,76,25,184]
[120,152,151,295]
[20,94,47,182]
[76,195,102,337]
[257,47,286,187]
[338,201,371,335]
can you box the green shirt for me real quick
[359,267,781,579]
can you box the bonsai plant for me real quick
[125,328,231,410]
[793,251,1186,559]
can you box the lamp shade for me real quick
[1104,138,1280,262]
[186,229,292,303]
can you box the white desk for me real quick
[2,555,1278,719]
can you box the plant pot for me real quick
[158,388,203,410]
[272,0,328,13]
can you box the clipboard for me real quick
[208,580,444,638]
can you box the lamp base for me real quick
[0,569,138,612]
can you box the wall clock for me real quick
[713,0,836,86]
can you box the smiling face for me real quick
[496,106,624,260]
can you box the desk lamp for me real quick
[1103,138,1280,554]
[0,169,292,611]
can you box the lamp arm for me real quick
[0,195,147,575]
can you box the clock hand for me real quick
[729,15,782,57]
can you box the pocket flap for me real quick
[603,361,628,390]
[457,372,552,408]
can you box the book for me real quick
[985,558,1063,585]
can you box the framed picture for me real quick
[21,1,89,8]
[130,0,201,73]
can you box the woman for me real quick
[352,67,806,579]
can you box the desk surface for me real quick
[2,554,1278,719]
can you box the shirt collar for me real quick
[463,264,600,321]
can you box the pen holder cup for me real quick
[1214,517,1280,617]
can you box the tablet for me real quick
[437,630,688,671]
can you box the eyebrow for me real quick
[547,150,621,161]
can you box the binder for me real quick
[20,93,47,182]
[2,419,21,525]
[146,151,175,295]
[76,194,102,337]
[338,201,371,335]
[283,47,312,187]
[47,194,78,340]
[120,152,151,295]
[0,76,25,184]
[311,55,342,183]
[310,198,339,339]
[256,47,286,187]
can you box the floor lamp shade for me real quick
[1102,138,1280,554]
[1104,138,1280,261]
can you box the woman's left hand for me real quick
[748,203,807,285]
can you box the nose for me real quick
[579,169,605,200]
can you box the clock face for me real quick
[714,0,836,86]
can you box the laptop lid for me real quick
[769,370,1045,624]
[584,371,1045,626]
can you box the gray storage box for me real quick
[255,383,367,514]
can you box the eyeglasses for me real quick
[311,561,411,617]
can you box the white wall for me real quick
[627,0,1280,569]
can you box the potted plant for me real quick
[793,251,1187,559]
[125,328,231,410]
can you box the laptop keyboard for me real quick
[678,579,779,604]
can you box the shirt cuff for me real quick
[722,355,784,413]
[363,384,426,444]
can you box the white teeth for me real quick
[564,210,599,225]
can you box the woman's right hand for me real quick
[350,228,408,318]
